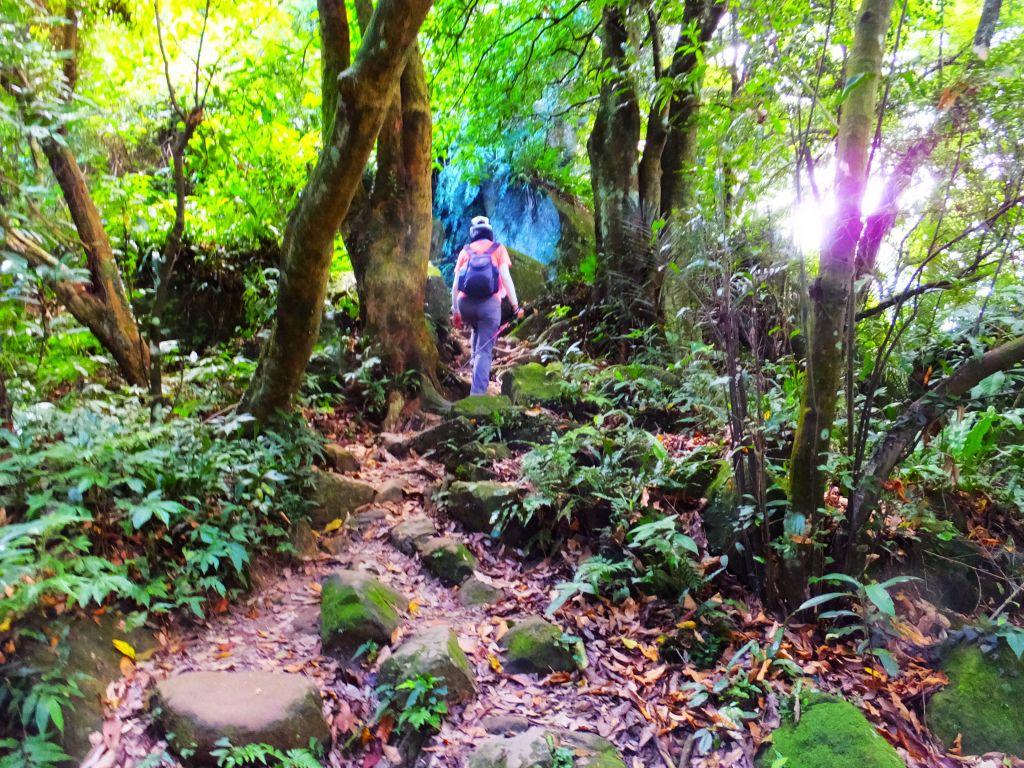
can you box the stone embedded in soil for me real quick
[311,469,375,527]
[290,519,319,560]
[419,536,477,586]
[926,642,1024,757]
[375,478,406,503]
[324,443,360,473]
[468,727,626,768]
[500,362,566,407]
[389,514,438,555]
[320,570,407,659]
[353,507,389,529]
[451,394,516,420]
[445,480,519,533]
[406,418,476,457]
[377,624,476,705]
[458,576,505,606]
[500,616,581,675]
[155,671,329,762]
[754,694,904,768]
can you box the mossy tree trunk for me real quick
[784,0,895,609]
[239,0,434,423]
[324,0,442,409]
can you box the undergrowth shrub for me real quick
[0,397,319,629]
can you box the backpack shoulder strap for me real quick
[483,242,501,257]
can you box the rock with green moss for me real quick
[323,443,360,473]
[378,625,476,705]
[468,727,625,768]
[500,616,582,675]
[155,671,329,763]
[458,576,505,606]
[507,248,549,305]
[419,536,477,586]
[927,642,1024,757]
[445,480,519,532]
[755,694,904,768]
[311,469,376,527]
[501,363,566,407]
[320,571,408,659]
[453,394,517,420]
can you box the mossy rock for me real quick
[458,576,505,607]
[377,625,476,705]
[453,395,517,420]
[500,616,582,675]
[446,480,519,532]
[501,363,566,407]
[389,515,438,556]
[468,727,625,768]
[311,469,376,527]
[927,642,1024,757]
[323,443,360,473]
[755,694,904,768]
[406,417,476,458]
[155,671,329,763]
[320,571,408,659]
[507,248,549,305]
[419,536,477,586]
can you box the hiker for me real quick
[451,216,525,396]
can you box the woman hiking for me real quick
[451,216,525,395]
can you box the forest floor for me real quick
[80,334,1013,768]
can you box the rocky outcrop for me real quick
[377,625,476,705]
[500,616,582,675]
[155,671,329,761]
[468,727,626,768]
[320,571,407,659]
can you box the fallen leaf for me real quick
[112,639,136,661]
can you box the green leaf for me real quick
[864,583,896,617]
[871,648,899,677]
[796,592,851,612]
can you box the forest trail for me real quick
[86,334,682,768]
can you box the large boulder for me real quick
[155,671,329,761]
[311,469,375,527]
[320,571,408,659]
[500,616,582,675]
[507,248,548,305]
[419,536,477,586]
[927,642,1024,757]
[378,625,476,705]
[446,480,519,533]
[468,727,625,768]
[755,694,904,768]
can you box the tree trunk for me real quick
[785,0,894,608]
[587,5,644,307]
[239,0,433,423]
[342,46,443,401]
[658,0,727,218]
[842,335,1024,560]
[38,137,151,387]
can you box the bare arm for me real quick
[498,263,520,309]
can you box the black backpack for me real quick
[457,242,501,298]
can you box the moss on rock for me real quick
[500,616,581,675]
[468,727,625,768]
[507,248,549,305]
[501,363,565,407]
[419,536,477,586]
[453,395,516,420]
[927,642,1024,757]
[755,695,904,768]
[445,480,519,532]
[320,571,407,659]
[378,624,476,705]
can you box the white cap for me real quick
[471,215,491,227]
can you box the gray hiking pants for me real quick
[458,294,502,395]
